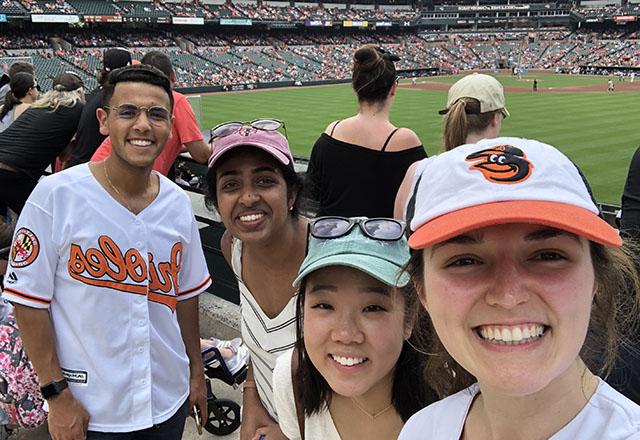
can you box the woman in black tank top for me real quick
[305,44,426,218]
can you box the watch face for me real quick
[40,379,68,399]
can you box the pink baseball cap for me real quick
[208,127,294,168]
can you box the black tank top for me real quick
[306,129,427,218]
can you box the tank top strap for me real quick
[381,128,400,152]
[330,120,341,137]
[230,236,243,279]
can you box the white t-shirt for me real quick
[4,164,211,432]
[272,349,341,440]
[399,380,640,440]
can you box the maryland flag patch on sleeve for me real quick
[10,228,40,268]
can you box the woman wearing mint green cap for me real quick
[272,216,436,440]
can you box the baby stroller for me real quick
[201,338,248,436]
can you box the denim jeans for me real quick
[85,400,189,440]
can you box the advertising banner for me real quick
[31,14,79,23]
[172,16,204,25]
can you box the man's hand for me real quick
[188,368,207,434]
[47,388,90,440]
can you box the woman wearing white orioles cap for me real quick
[399,137,640,439]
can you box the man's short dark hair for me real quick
[140,51,174,82]
[8,61,35,78]
[101,65,174,111]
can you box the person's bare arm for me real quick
[241,363,288,440]
[176,296,207,432]
[184,139,212,164]
[394,161,419,220]
[13,304,89,440]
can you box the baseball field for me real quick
[200,72,640,205]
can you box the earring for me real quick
[289,205,293,211]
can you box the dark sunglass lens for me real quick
[312,218,351,238]
[364,220,403,240]
[148,107,170,122]
[253,119,281,130]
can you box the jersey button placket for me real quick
[131,220,152,423]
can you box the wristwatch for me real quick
[40,378,68,400]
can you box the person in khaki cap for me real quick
[393,73,509,219]
[439,73,509,151]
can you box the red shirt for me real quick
[91,91,203,176]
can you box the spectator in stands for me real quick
[204,126,306,440]
[440,73,508,151]
[90,50,211,176]
[306,44,426,218]
[611,148,640,404]
[393,73,508,219]
[0,72,38,133]
[0,61,35,103]
[0,73,84,214]
[67,48,132,168]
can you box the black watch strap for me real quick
[40,378,68,400]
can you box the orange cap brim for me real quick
[408,200,621,249]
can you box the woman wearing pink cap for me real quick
[204,120,307,440]
[399,137,640,439]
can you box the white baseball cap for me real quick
[407,137,621,249]
[439,73,510,118]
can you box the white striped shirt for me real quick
[231,238,297,420]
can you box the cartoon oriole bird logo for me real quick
[465,145,533,184]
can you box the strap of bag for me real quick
[291,347,305,440]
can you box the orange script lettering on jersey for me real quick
[68,236,182,310]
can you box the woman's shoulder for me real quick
[554,379,640,439]
[384,127,424,152]
[399,385,478,440]
[323,120,341,135]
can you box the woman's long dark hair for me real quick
[0,72,34,121]
[294,278,438,422]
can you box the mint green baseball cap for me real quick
[293,217,411,288]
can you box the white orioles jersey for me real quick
[3,164,212,432]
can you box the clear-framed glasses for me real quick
[209,119,287,142]
[104,104,172,125]
[310,216,405,242]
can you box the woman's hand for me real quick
[240,385,281,440]
[252,422,290,440]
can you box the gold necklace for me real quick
[103,161,133,213]
[350,398,393,420]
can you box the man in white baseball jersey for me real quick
[3,65,210,439]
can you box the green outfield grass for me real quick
[201,74,640,204]
[424,73,617,89]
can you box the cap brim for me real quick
[408,200,621,249]
[209,141,291,168]
[438,107,510,117]
[293,254,410,288]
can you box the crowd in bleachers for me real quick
[5,0,420,22]
[5,27,640,89]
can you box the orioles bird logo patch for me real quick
[465,145,533,184]
[10,228,40,268]
[238,127,258,137]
